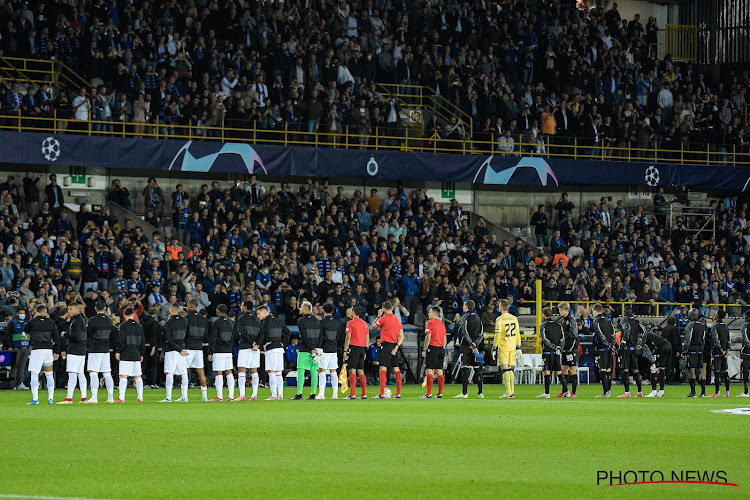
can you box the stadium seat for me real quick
[530,354,545,384]
[577,366,590,384]
[515,354,533,384]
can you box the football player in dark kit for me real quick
[558,302,579,398]
[257,304,290,401]
[454,299,485,399]
[58,303,88,404]
[161,304,190,403]
[682,308,706,398]
[185,299,210,401]
[591,303,615,398]
[316,303,342,399]
[638,324,672,398]
[85,301,115,403]
[617,307,644,398]
[739,311,750,398]
[537,307,563,398]
[114,307,146,403]
[26,305,61,405]
[208,304,237,401]
[236,301,264,401]
[708,310,730,398]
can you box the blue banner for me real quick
[1,131,747,190]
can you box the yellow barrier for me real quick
[545,300,738,318]
[0,56,90,90]
[665,24,697,63]
[1,112,748,166]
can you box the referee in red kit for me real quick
[371,300,404,398]
[343,306,370,399]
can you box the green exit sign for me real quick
[69,166,86,184]
[441,182,455,199]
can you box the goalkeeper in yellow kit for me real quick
[492,299,522,398]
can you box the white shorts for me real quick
[119,360,143,377]
[87,352,111,373]
[212,352,233,372]
[265,348,284,372]
[185,349,204,369]
[237,349,261,369]
[320,352,338,371]
[29,349,54,373]
[164,351,188,375]
[66,354,86,374]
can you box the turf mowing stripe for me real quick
[0,494,121,500]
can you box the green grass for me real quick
[1,382,749,499]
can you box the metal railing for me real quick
[0,56,90,91]
[665,24,698,63]
[546,300,741,318]
[1,111,749,166]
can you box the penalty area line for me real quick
[0,494,122,500]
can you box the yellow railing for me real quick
[546,300,740,318]
[665,24,698,62]
[1,111,749,166]
[0,56,90,90]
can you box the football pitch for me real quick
[1,384,748,499]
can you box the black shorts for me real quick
[743,353,750,372]
[655,347,671,368]
[425,346,445,370]
[596,349,612,370]
[687,351,703,369]
[461,350,484,367]
[379,342,400,369]
[619,350,638,372]
[713,354,728,372]
[347,346,366,371]
[543,351,561,372]
[562,350,577,367]
[702,349,712,364]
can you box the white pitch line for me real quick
[0,494,121,500]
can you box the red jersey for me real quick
[425,318,447,347]
[374,313,402,343]
[346,317,369,347]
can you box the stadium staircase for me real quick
[0,56,89,97]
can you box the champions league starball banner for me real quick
[2,130,749,190]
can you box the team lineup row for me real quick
[17,297,750,405]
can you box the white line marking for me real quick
[0,494,120,500]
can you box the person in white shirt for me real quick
[658,83,674,122]
[254,76,268,108]
[72,87,91,123]
[497,129,515,154]
[220,69,238,96]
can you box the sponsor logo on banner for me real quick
[41,137,61,162]
[473,156,559,186]
[367,156,379,176]
[645,165,660,186]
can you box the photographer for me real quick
[106,179,131,211]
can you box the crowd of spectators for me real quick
[0,0,747,155]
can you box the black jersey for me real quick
[319,316,340,353]
[458,312,483,353]
[742,321,750,355]
[592,315,614,350]
[236,313,263,349]
[640,331,671,363]
[711,322,730,354]
[66,315,87,355]
[209,316,236,354]
[683,320,706,352]
[559,314,578,351]
[260,315,290,350]
[141,314,161,348]
[185,311,209,350]
[163,315,188,352]
[540,318,563,352]
[26,316,61,352]
[87,313,114,353]
[297,314,322,352]
[618,316,642,349]
[116,319,146,361]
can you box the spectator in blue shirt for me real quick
[400,266,421,319]
[658,276,677,315]
[366,337,381,380]
[284,335,300,369]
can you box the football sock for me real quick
[238,373,246,397]
[90,373,99,401]
[461,367,470,395]
[227,373,235,399]
[103,372,114,400]
[358,374,367,396]
[634,372,642,393]
[395,371,402,396]
[331,372,338,396]
[201,385,207,398]
[437,375,445,395]
[379,371,386,395]
[318,372,327,397]
[275,373,283,398]
[45,372,54,400]
[251,372,259,398]
[349,373,356,397]
[606,373,612,393]
[136,378,143,400]
[503,370,512,395]
[78,373,87,399]
[66,372,77,399]
[30,373,39,400]
[476,365,484,394]
[544,374,551,394]
[699,379,706,396]
[724,374,730,393]
[689,378,696,394]
[651,375,658,392]
[181,375,189,399]
[119,378,127,400]
[658,371,665,391]
[715,375,721,394]
[601,372,608,393]
[621,372,629,393]
[561,374,568,393]
[268,373,277,398]
[215,374,224,399]
[426,374,433,396]
[165,373,174,400]
[571,374,578,395]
